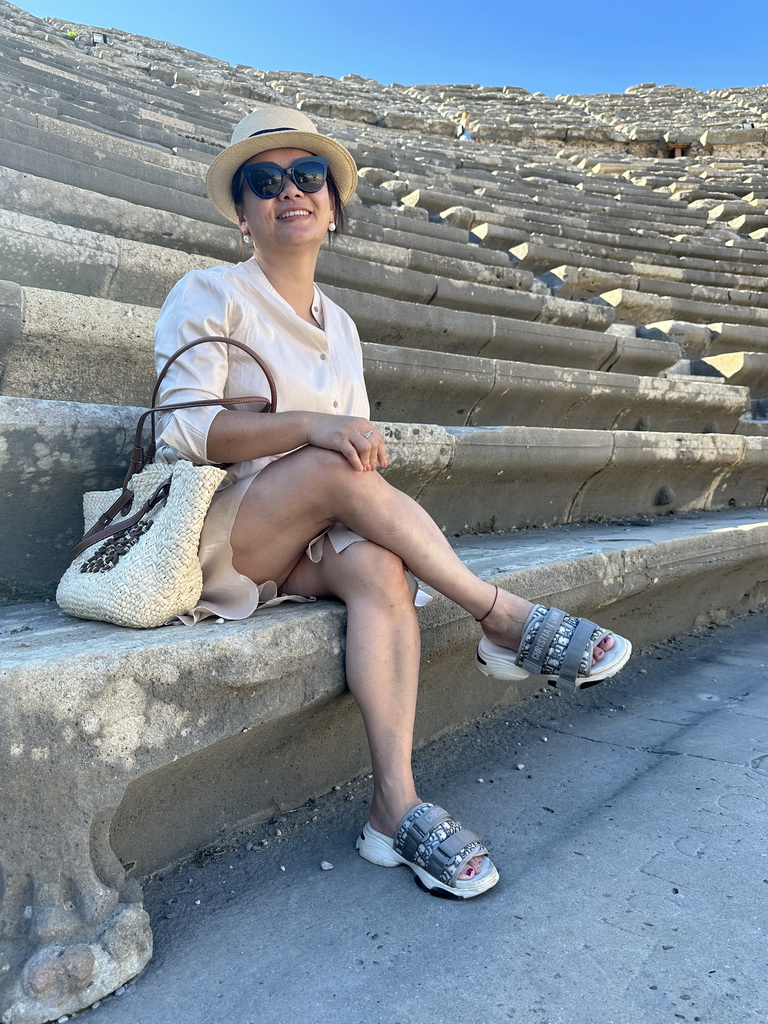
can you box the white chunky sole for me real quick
[476,632,633,690]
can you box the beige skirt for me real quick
[178,474,430,625]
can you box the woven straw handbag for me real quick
[56,337,277,628]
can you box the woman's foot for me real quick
[478,588,614,667]
[369,797,484,880]
[358,801,498,897]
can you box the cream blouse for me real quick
[153,258,430,622]
[153,258,370,472]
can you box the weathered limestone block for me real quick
[437,206,476,230]
[0,167,239,264]
[329,102,377,124]
[571,432,768,521]
[379,179,411,200]
[401,189,492,218]
[700,128,766,146]
[697,352,768,398]
[0,397,138,601]
[354,182,396,207]
[707,322,768,357]
[378,111,423,131]
[647,320,715,359]
[728,213,768,233]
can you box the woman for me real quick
[154,107,632,900]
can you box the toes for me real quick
[459,855,485,880]
[591,634,615,665]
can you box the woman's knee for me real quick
[326,540,414,605]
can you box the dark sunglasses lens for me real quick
[292,159,327,192]
[245,165,284,198]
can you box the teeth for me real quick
[279,210,310,220]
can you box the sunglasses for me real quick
[234,156,329,201]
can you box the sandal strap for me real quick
[518,605,610,684]
[557,616,600,687]
[518,606,565,673]
[395,803,452,861]
[424,828,488,886]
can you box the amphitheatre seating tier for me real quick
[3,282,734,426]
[2,395,762,605]
[3,3,768,1019]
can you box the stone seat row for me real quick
[510,230,768,281]
[9,195,765,381]
[0,207,616,335]
[1,279,740,429]
[0,87,719,256]
[545,263,768,314]
[542,250,765,295]
[4,505,767,1024]
[2,393,766,604]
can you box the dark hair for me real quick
[325,167,347,242]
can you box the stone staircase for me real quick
[3,2,768,1021]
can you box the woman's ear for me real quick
[235,204,252,244]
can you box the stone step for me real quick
[0,105,210,195]
[2,283,741,430]
[512,231,768,279]
[0,166,532,294]
[0,130,222,224]
[2,506,768,1023]
[0,165,238,262]
[546,254,765,293]
[3,395,766,603]
[0,41,231,136]
[0,209,545,319]
[510,239,768,281]
[706,322,768,357]
[547,263,768,309]
[478,196,709,238]
[602,287,768,329]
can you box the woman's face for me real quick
[235,147,336,255]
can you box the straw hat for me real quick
[206,106,358,223]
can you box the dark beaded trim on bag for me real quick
[80,518,155,574]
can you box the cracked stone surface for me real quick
[81,610,768,1024]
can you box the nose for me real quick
[277,169,302,199]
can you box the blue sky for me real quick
[17,0,768,97]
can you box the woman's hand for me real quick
[306,414,387,472]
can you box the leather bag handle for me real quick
[72,337,278,553]
[125,336,278,488]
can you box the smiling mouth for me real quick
[277,210,312,220]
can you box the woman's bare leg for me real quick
[281,537,484,877]
[231,446,612,661]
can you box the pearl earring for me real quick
[242,233,252,244]
[328,222,336,232]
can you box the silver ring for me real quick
[362,430,374,438]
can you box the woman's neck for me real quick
[252,248,320,325]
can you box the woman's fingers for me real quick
[307,416,387,471]
[355,427,387,471]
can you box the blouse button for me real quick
[333,400,339,408]
[320,353,327,360]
